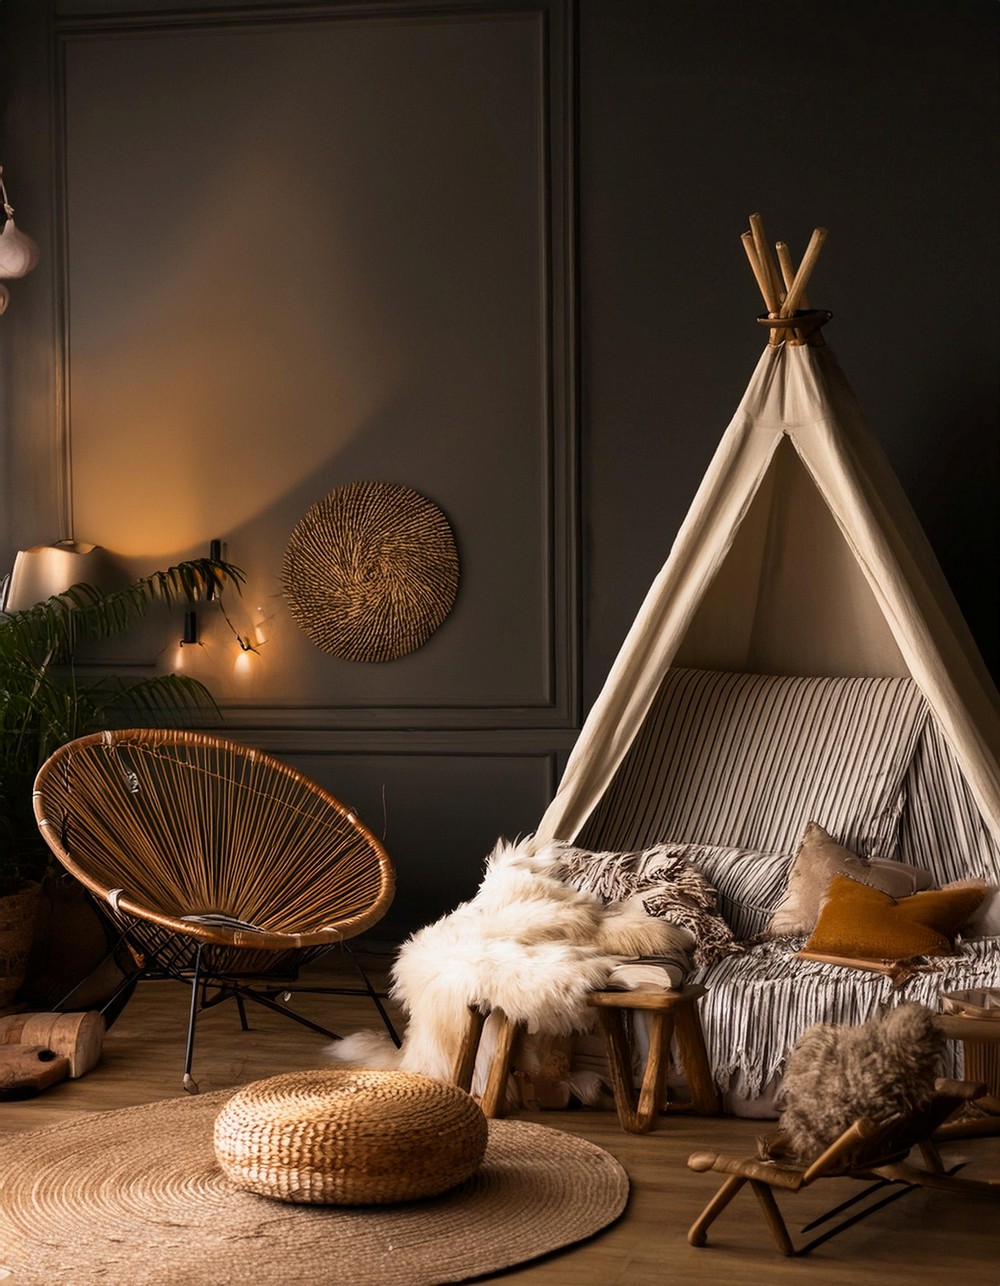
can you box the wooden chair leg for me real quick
[688,1174,748,1247]
[479,1009,522,1118]
[596,1006,641,1132]
[673,996,721,1115]
[750,1180,795,1256]
[450,1006,486,1093]
[635,1008,673,1130]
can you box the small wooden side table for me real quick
[934,1010,1000,1131]
[589,984,720,1133]
[453,983,720,1133]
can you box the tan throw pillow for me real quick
[767,821,933,938]
[942,879,1000,938]
[802,876,986,961]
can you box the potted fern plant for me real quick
[0,556,243,1007]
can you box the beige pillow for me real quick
[767,821,933,938]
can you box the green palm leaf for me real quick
[0,556,241,893]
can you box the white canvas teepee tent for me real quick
[533,217,1000,1107]
[537,218,1000,854]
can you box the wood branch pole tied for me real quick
[742,215,830,347]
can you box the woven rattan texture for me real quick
[0,1091,629,1286]
[214,1069,488,1204]
[282,481,459,662]
[33,730,395,961]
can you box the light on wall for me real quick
[181,611,199,646]
[180,539,259,654]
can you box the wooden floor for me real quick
[3,951,999,1286]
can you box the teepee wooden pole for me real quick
[749,213,785,309]
[741,230,782,346]
[780,226,827,317]
[775,241,793,293]
[741,232,770,304]
[775,241,809,343]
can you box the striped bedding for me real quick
[569,667,999,1106]
[690,937,1000,1099]
[578,667,928,859]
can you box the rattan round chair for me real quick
[33,729,398,1090]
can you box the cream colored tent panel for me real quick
[537,341,1000,848]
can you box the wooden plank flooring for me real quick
[2,952,999,1285]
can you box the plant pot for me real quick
[22,873,133,1017]
[0,882,42,1009]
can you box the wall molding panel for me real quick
[51,0,579,735]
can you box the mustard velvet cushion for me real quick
[803,876,986,961]
[768,822,933,938]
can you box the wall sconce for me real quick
[181,610,198,646]
[182,539,259,654]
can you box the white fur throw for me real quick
[327,835,695,1095]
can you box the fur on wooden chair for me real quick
[687,1004,1000,1255]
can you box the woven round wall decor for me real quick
[282,481,459,662]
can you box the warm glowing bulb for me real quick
[233,648,257,680]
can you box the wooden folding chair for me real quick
[687,1077,1000,1256]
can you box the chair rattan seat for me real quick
[33,729,399,1088]
[213,1069,489,1205]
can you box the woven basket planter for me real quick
[214,1069,488,1205]
[0,883,41,1009]
[282,482,459,662]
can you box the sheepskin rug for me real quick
[763,1002,944,1161]
[326,835,692,1100]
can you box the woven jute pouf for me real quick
[213,1068,488,1205]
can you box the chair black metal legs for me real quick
[183,943,204,1093]
[171,940,400,1091]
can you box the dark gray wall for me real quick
[1,0,997,939]
[578,0,999,707]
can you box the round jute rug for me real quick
[0,1092,629,1286]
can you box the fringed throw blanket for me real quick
[690,936,1000,1101]
[327,836,736,1096]
[557,842,743,969]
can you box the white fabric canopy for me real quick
[538,342,1000,848]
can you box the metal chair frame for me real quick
[35,728,400,1090]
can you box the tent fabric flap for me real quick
[537,342,1000,849]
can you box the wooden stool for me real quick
[590,984,719,1132]
[451,983,719,1132]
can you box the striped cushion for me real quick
[578,668,928,860]
[683,844,793,942]
[897,715,1000,888]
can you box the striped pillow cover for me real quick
[578,668,928,860]
[896,715,1000,889]
[680,843,792,943]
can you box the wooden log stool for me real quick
[453,983,719,1132]
[589,984,719,1132]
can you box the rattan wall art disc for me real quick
[282,481,459,662]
